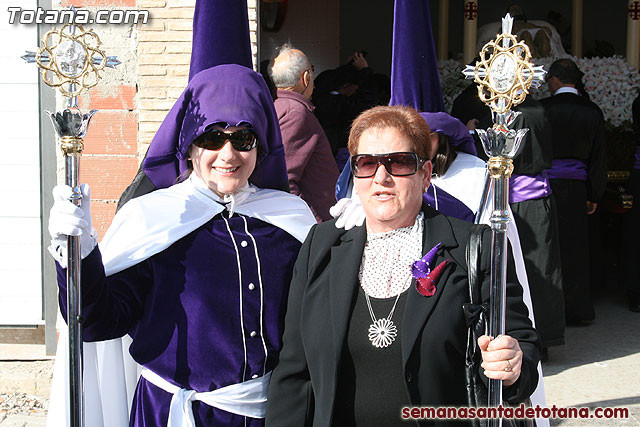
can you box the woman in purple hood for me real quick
[47,64,316,426]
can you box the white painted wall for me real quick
[0,0,43,325]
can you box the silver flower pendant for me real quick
[368,318,398,348]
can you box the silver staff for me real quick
[463,14,545,425]
[23,17,120,427]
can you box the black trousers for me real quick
[622,170,640,296]
[549,179,595,322]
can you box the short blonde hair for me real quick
[348,105,433,159]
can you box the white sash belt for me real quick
[140,368,271,427]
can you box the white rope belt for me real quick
[140,368,271,427]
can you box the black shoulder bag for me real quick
[463,224,534,427]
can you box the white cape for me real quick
[47,178,316,427]
[434,153,549,427]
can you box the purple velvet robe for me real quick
[57,211,302,426]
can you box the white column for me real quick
[572,0,583,58]
[438,0,449,61]
[463,0,478,64]
[627,0,640,69]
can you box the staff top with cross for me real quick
[462,14,545,124]
[22,7,120,108]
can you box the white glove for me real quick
[48,183,98,267]
[330,197,366,230]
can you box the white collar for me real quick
[554,86,579,96]
[99,178,316,276]
[431,152,487,213]
[190,175,257,216]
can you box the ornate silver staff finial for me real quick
[463,14,546,119]
[462,14,546,424]
[21,8,120,427]
[22,6,121,107]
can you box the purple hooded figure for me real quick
[47,1,317,426]
[118,0,286,207]
[142,64,288,191]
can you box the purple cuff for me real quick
[634,146,640,170]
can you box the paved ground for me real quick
[543,288,640,426]
[0,288,638,426]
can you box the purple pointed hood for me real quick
[188,0,252,79]
[142,64,287,190]
[390,0,444,112]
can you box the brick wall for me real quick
[51,0,259,239]
[137,0,195,156]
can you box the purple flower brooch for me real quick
[411,242,450,297]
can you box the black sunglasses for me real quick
[351,152,426,178]
[193,129,258,152]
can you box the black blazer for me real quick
[540,92,607,202]
[266,205,541,426]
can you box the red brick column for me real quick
[80,85,139,240]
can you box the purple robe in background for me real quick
[58,213,302,426]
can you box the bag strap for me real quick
[466,224,485,306]
[464,224,487,364]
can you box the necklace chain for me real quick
[363,275,409,348]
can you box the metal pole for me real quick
[487,162,512,427]
[62,135,85,427]
[476,125,528,427]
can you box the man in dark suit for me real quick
[541,59,607,325]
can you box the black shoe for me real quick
[629,292,640,313]
[541,347,549,363]
[565,316,593,326]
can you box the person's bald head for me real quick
[268,43,314,98]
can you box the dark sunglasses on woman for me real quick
[351,152,426,178]
[193,129,258,152]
